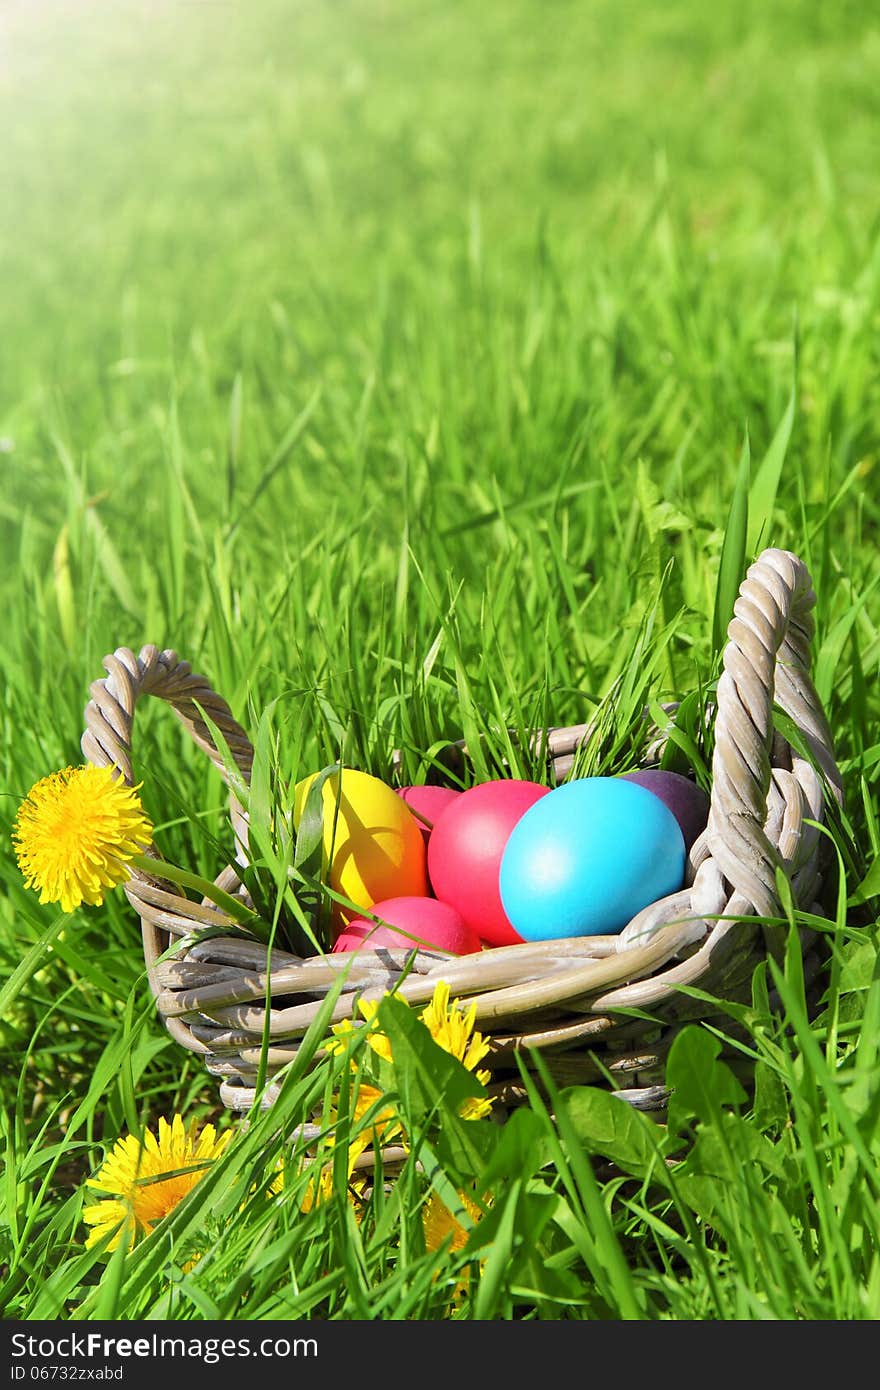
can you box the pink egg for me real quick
[332,895,481,955]
[395,785,462,849]
[427,779,550,946]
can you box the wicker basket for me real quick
[81,548,843,1120]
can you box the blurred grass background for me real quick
[3,0,878,577]
[2,0,878,752]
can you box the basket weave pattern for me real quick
[81,549,843,1114]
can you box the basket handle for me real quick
[81,644,254,847]
[81,646,255,1058]
[707,547,843,918]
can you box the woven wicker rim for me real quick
[81,548,843,1113]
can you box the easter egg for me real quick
[427,779,550,946]
[620,769,709,853]
[395,785,462,849]
[332,895,481,955]
[498,777,686,942]
[293,768,427,916]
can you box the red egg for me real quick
[427,779,550,946]
[332,895,481,955]
[395,785,462,849]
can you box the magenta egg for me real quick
[620,769,709,853]
[395,785,462,849]
[332,895,481,955]
[427,779,550,946]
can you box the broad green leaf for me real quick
[848,855,880,908]
[666,1026,748,1134]
[478,1106,552,1188]
[558,1085,664,1178]
[838,938,880,993]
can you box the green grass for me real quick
[1,0,880,1321]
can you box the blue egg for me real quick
[498,777,686,941]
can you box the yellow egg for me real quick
[293,768,427,914]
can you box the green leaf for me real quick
[528,1052,643,1318]
[131,853,264,933]
[478,1107,553,1189]
[838,938,880,993]
[0,911,71,1017]
[376,994,490,1179]
[52,522,76,652]
[248,699,280,858]
[747,379,796,556]
[557,1085,665,1178]
[666,1026,748,1134]
[28,1242,118,1321]
[812,574,880,708]
[472,1176,522,1319]
[192,700,251,807]
[752,1058,789,1132]
[658,687,713,784]
[227,370,243,510]
[635,459,692,543]
[84,505,142,618]
[712,430,750,659]
[675,1115,784,1233]
[292,762,341,877]
[647,697,711,784]
[848,855,880,908]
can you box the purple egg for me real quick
[620,770,709,853]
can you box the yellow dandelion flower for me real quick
[324,1017,358,1057]
[457,1094,492,1122]
[300,1164,336,1213]
[13,764,153,914]
[295,1074,404,1216]
[326,998,393,1064]
[423,1189,485,1253]
[322,980,492,1162]
[300,1162,369,1214]
[347,1080,404,1148]
[266,1153,286,1197]
[82,1115,232,1252]
[419,981,493,1120]
[423,1189,490,1302]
